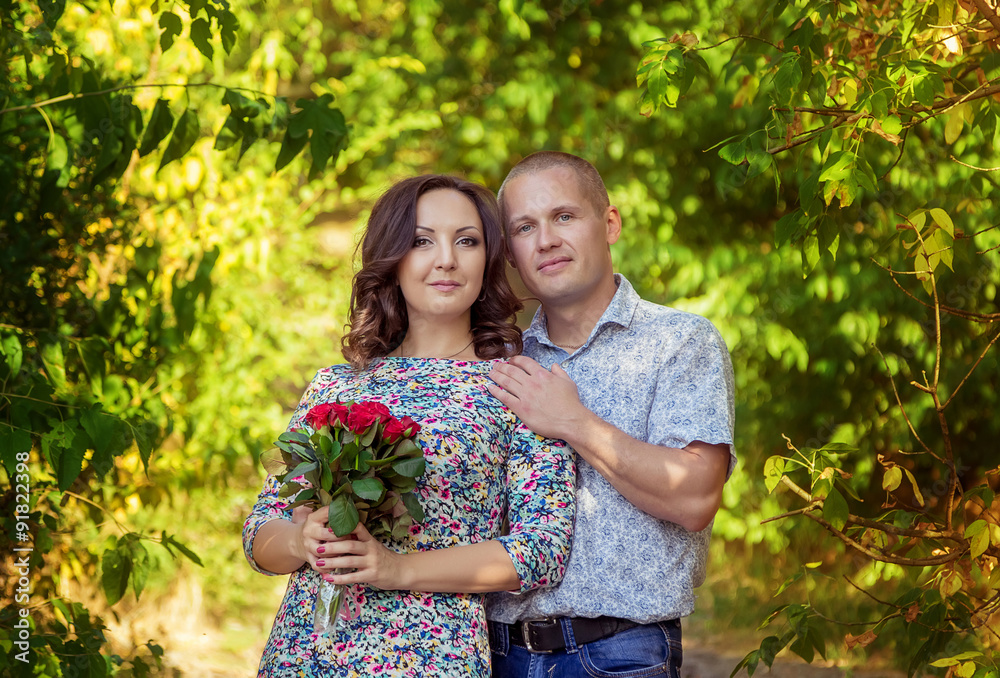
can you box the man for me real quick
[485,151,736,677]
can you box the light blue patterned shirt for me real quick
[486,274,736,624]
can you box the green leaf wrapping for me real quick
[393,456,425,478]
[328,493,360,537]
[352,477,386,503]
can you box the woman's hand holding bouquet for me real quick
[263,400,424,636]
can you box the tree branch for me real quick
[800,510,965,566]
[872,345,939,460]
[944,326,1000,408]
[971,0,1000,35]
[0,82,278,115]
[872,260,1000,322]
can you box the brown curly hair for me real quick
[341,175,523,369]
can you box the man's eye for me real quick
[558,214,571,221]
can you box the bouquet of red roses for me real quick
[264,400,425,636]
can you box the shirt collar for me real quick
[523,273,640,347]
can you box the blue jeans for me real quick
[489,618,682,678]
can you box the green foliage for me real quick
[4,0,999,674]
[1,0,348,672]
[640,0,1000,672]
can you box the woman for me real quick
[242,175,576,677]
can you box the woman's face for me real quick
[396,188,486,326]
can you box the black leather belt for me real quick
[503,616,640,653]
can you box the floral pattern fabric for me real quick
[243,357,575,678]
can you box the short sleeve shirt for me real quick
[486,274,736,624]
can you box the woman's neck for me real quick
[390,320,477,360]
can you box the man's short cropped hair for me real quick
[497,151,610,225]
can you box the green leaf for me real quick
[162,533,204,566]
[966,520,990,559]
[763,456,786,493]
[288,94,348,180]
[328,493,360,537]
[773,54,802,104]
[931,652,984,667]
[190,17,213,60]
[41,0,66,28]
[47,131,68,171]
[801,234,820,275]
[818,151,853,183]
[393,456,426,478]
[401,491,424,523]
[158,11,182,53]
[0,424,32,476]
[132,420,157,470]
[882,114,903,135]
[279,431,312,445]
[76,337,106,396]
[0,332,23,377]
[41,418,73,470]
[80,406,117,476]
[719,139,747,165]
[901,467,926,507]
[745,148,773,180]
[40,339,67,392]
[352,477,385,503]
[55,426,88,490]
[319,460,333,491]
[274,127,309,171]
[773,571,803,598]
[219,10,239,53]
[158,109,200,172]
[882,465,902,491]
[101,542,131,605]
[139,99,174,157]
[128,539,151,599]
[930,208,955,238]
[822,487,849,532]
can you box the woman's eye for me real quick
[458,237,480,246]
[413,237,431,247]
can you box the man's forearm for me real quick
[563,410,729,531]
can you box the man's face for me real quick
[504,166,620,307]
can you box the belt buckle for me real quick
[521,618,558,654]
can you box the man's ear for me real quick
[605,205,622,246]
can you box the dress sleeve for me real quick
[496,424,576,593]
[242,370,327,575]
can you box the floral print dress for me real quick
[243,358,576,678]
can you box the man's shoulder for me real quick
[632,298,723,339]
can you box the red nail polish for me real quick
[317,545,325,554]
[316,559,325,567]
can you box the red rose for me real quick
[346,401,392,433]
[384,415,421,443]
[304,403,336,430]
[369,402,393,424]
[329,402,351,427]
